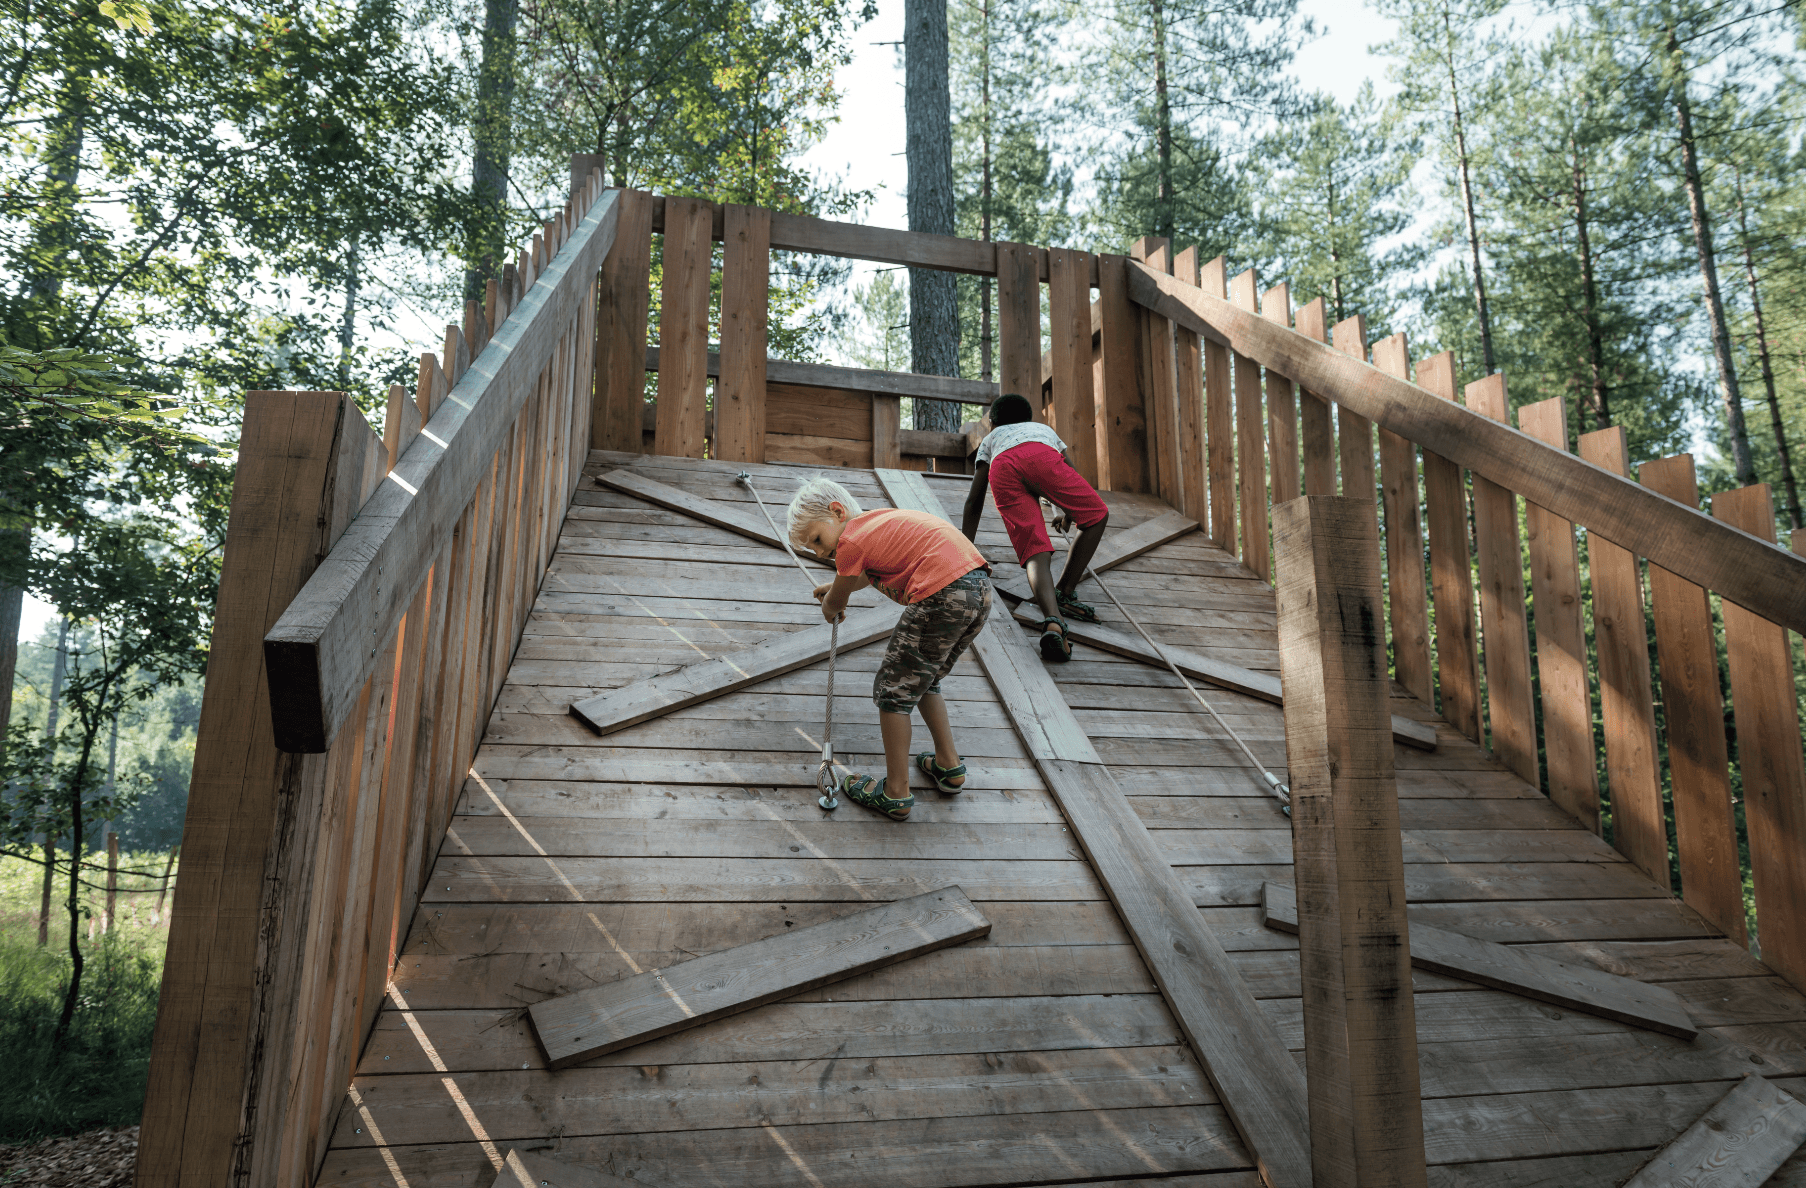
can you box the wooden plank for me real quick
[263,187,621,753]
[1263,283,1299,506]
[1640,454,1744,943]
[1580,426,1670,889]
[1261,883,1698,1040]
[1466,373,1537,787]
[654,195,711,459]
[1621,1075,1806,1187]
[714,203,769,463]
[568,604,899,734]
[528,887,991,1068]
[768,208,998,275]
[1231,270,1269,580]
[383,382,423,473]
[871,394,901,468]
[1136,239,1181,509]
[1202,257,1236,552]
[1049,247,1099,485]
[993,509,1200,605]
[489,1148,639,1188]
[1370,333,1431,705]
[1294,298,1336,498]
[1271,495,1426,1188]
[1173,248,1205,519]
[1128,259,1806,634]
[1715,483,1806,994]
[1331,315,1374,503]
[997,241,1043,410]
[596,469,825,564]
[875,467,1313,1188]
[644,345,997,407]
[1096,253,1147,492]
[595,189,651,453]
[1416,351,1482,744]
[1517,397,1600,832]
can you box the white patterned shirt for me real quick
[974,421,1067,467]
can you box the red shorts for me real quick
[989,442,1109,563]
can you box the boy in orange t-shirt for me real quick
[787,476,992,821]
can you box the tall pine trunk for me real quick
[1572,144,1610,430]
[906,0,961,432]
[338,240,359,390]
[1733,174,1801,526]
[468,0,518,304]
[37,618,69,947]
[978,0,993,384]
[1150,0,1173,243]
[1443,4,1494,374]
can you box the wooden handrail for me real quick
[1126,259,1806,635]
[263,187,622,752]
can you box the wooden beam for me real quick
[1129,259,1806,634]
[1467,373,1537,787]
[1295,298,1336,498]
[871,394,901,468]
[1263,283,1299,505]
[1261,882,1697,1040]
[1330,315,1373,503]
[771,210,998,275]
[263,188,622,754]
[1621,1076,1806,1187]
[1232,270,1269,580]
[989,508,1197,602]
[1371,334,1430,706]
[1272,495,1427,1188]
[714,204,769,463]
[529,887,991,1069]
[1049,246,1099,485]
[1133,238,1180,508]
[1172,248,1206,522]
[1096,254,1147,492]
[596,469,826,562]
[593,191,651,454]
[875,467,1314,1188]
[1202,257,1236,552]
[1416,352,1482,745]
[643,346,997,406]
[490,1148,645,1188]
[654,195,711,459]
[997,242,1043,409]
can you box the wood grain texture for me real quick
[489,1148,643,1188]
[1416,351,1482,744]
[1579,427,1670,889]
[596,469,825,564]
[1371,332,1432,705]
[1640,454,1744,945]
[1715,483,1806,994]
[1620,1075,1806,1187]
[992,510,1199,605]
[1231,271,1269,580]
[1331,316,1374,508]
[1466,374,1537,788]
[654,195,712,459]
[1516,397,1600,833]
[263,187,620,753]
[643,346,998,407]
[528,887,991,1068]
[1272,494,1427,1188]
[998,241,1043,410]
[1137,239,1181,509]
[768,208,999,275]
[1128,260,1806,635]
[1049,247,1099,484]
[1202,257,1236,553]
[1294,298,1336,499]
[1264,283,1299,506]
[1173,247,1206,519]
[597,204,656,455]
[871,394,901,469]
[1096,254,1147,493]
[714,204,769,463]
[1261,883,1697,1040]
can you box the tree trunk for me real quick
[1443,5,1494,374]
[1151,0,1174,243]
[0,579,22,746]
[54,703,102,1047]
[979,0,993,384]
[1573,145,1610,430]
[906,0,961,432]
[337,240,359,390]
[467,0,519,304]
[1734,175,1801,526]
[27,64,91,320]
[37,617,69,947]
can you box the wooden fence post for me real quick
[1130,237,1179,508]
[997,242,1043,415]
[1173,247,1206,519]
[1371,333,1431,706]
[1295,298,1336,499]
[1202,256,1236,550]
[1231,269,1269,580]
[1273,494,1428,1188]
[1331,316,1374,503]
[1466,373,1537,787]
[1264,283,1299,506]
[1416,352,1482,743]
[1049,247,1099,485]
[715,203,770,463]
[1096,254,1147,493]
[595,189,653,453]
[654,195,712,458]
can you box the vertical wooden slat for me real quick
[1096,254,1147,492]
[716,203,770,463]
[1172,247,1206,520]
[1231,269,1268,579]
[1417,352,1482,743]
[1295,298,1337,499]
[1517,398,1600,833]
[1466,373,1537,787]
[1202,256,1236,552]
[997,242,1042,410]
[595,189,653,452]
[1131,237,1179,508]
[1578,426,1670,889]
[1050,247,1100,485]
[1274,494,1428,1188]
[1639,455,1743,942]
[382,383,422,473]
[1331,316,1373,501]
[1715,484,1806,990]
[1371,333,1431,705]
[654,195,711,458]
[1264,283,1299,506]
[872,395,901,468]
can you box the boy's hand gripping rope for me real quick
[737,473,841,810]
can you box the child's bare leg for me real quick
[1025,550,1060,620]
[916,693,965,786]
[880,710,914,798]
[1058,518,1109,594]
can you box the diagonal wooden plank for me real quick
[528,887,991,1069]
[598,468,829,565]
[993,508,1199,604]
[490,1147,647,1187]
[1621,1075,1806,1187]
[568,604,899,734]
[993,592,1439,751]
[875,467,1313,1188]
[1260,882,1697,1039]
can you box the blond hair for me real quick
[785,475,863,548]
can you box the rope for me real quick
[1055,521,1291,810]
[738,472,841,810]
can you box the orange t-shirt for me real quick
[835,508,989,605]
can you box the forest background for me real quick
[1,0,1804,1145]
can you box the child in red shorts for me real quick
[959,393,1109,662]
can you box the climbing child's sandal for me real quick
[1056,589,1099,623]
[1039,616,1072,663]
[840,773,914,820]
[916,752,967,795]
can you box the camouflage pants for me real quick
[873,569,992,715]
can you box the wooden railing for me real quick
[137,162,614,1188]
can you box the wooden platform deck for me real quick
[317,452,1806,1188]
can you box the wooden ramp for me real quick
[318,452,1806,1188]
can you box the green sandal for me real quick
[840,773,914,820]
[1039,617,1072,663]
[916,752,968,795]
[1057,589,1099,623]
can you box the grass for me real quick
[0,849,176,1142]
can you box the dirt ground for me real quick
[0,1126,136,1187]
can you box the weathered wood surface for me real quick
[993,509,1199,602]
[1620,1075,1806,1187]
[1129,259,1806,635]
[529,887,991,1068]
[1415,351,1481,745]
[714,203,770,464]
[595,468,827,564]
[643,345,998,407]
[489,1148,643,1188]
[1262,883,1697,1039]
